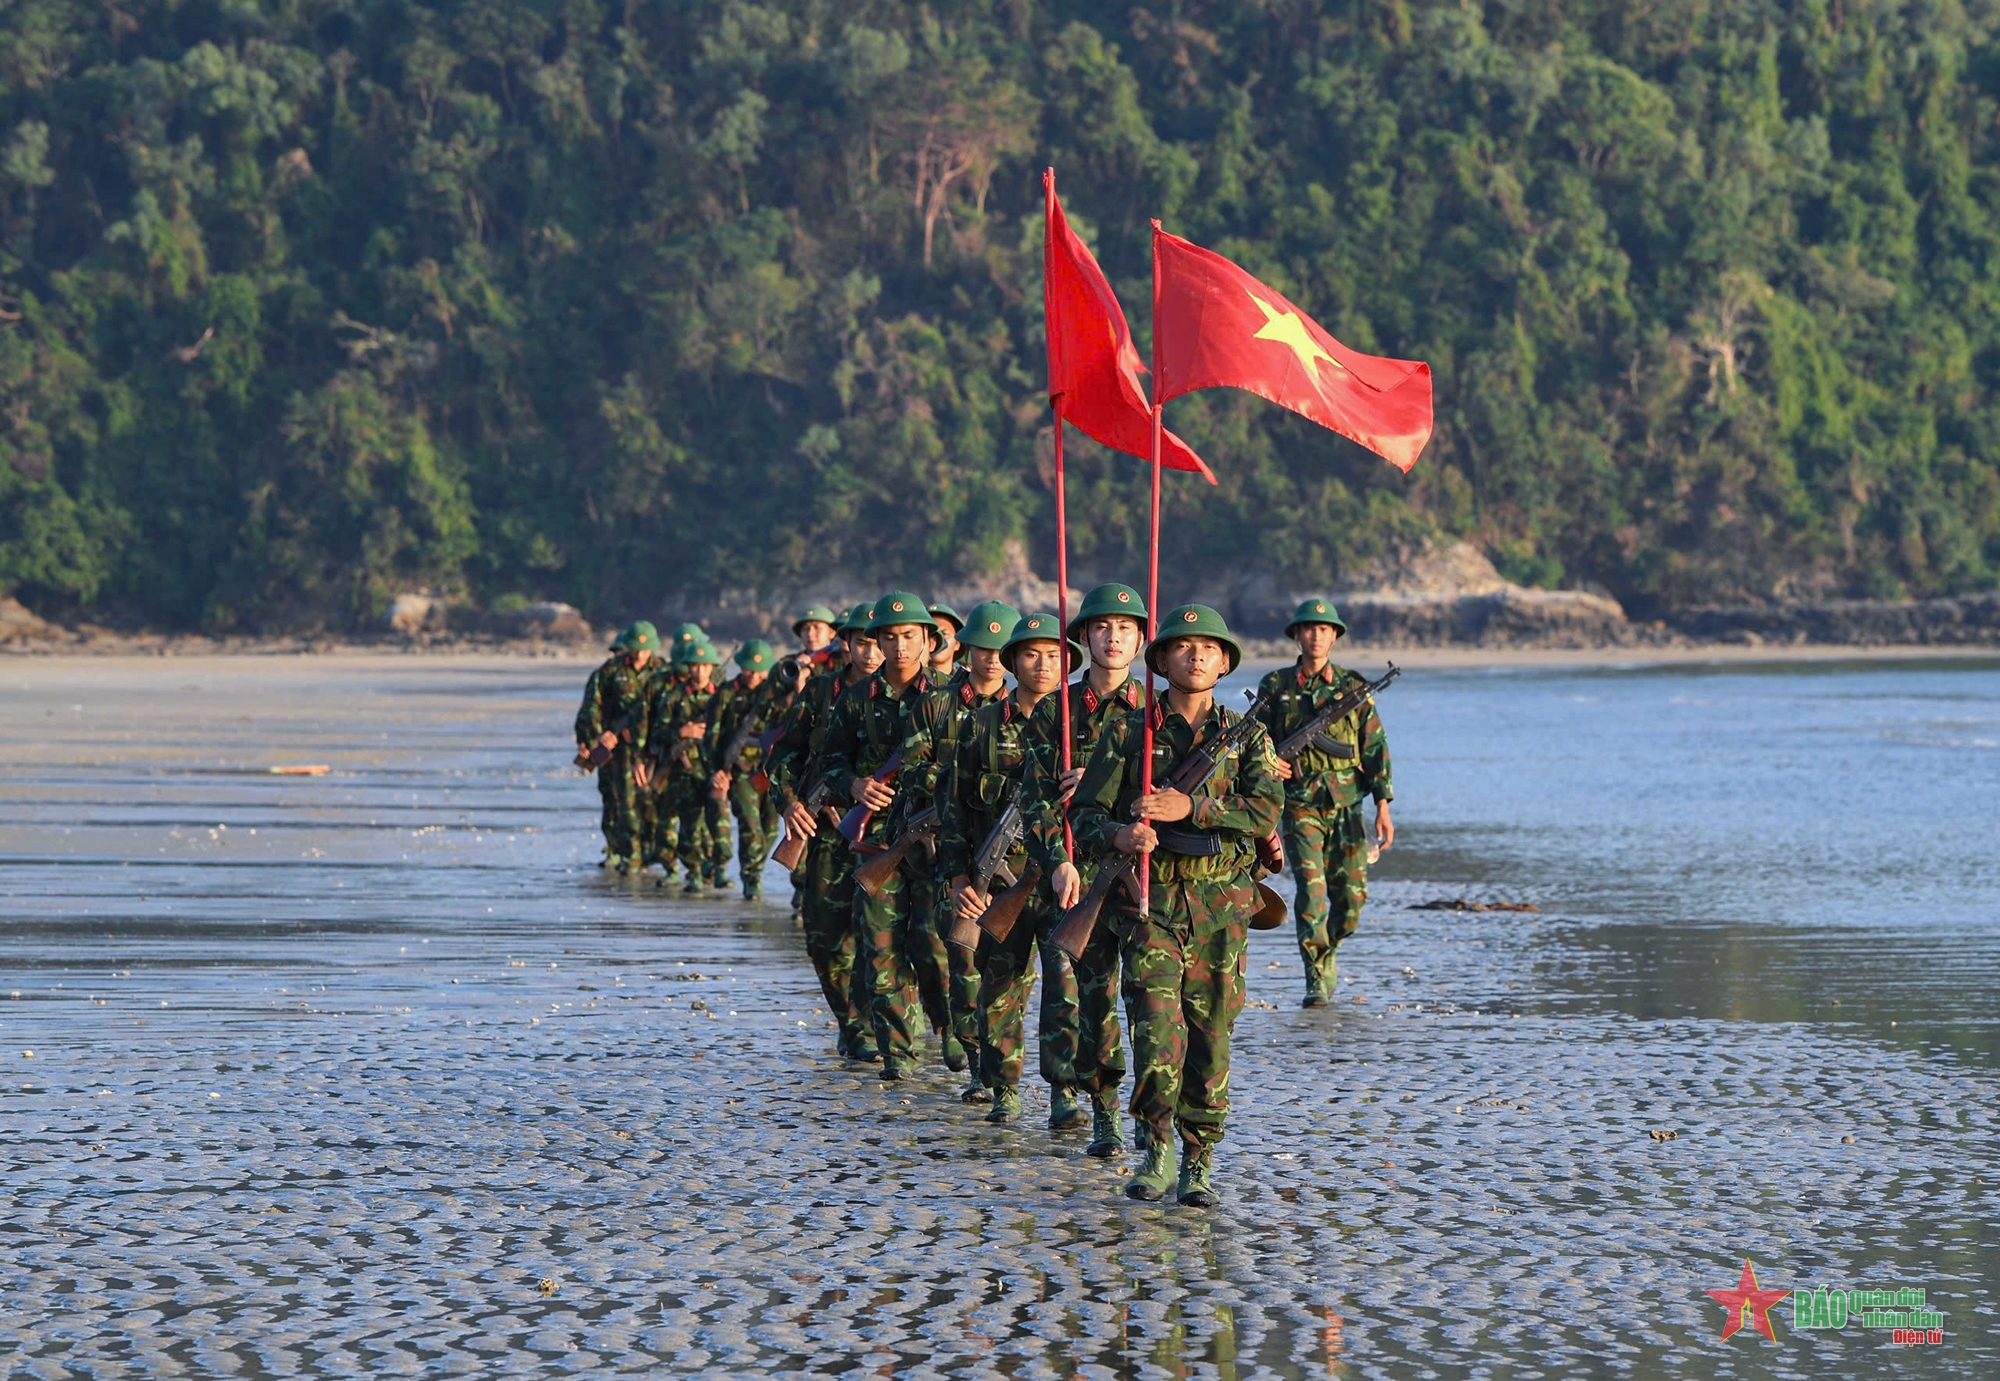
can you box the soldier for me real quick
[898,599,1018,1089]
[1253,599,1394,1007]
[1056,604,1284,1207]
[939,613,1078,1124]
[794,605,838,656]
[1019,582,1150,1147]
[645,638,725,893]
[707,639,783,901]
[768,603,881,1059]
[819,592,945,1081]
[573,621,660,873]
[927,602,963,680]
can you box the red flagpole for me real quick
[1045,168,1076,861]
[1139,225,1164,917]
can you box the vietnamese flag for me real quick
[1150,222,1432,472]
[1045,175,1213,482]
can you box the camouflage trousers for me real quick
[596,752,645,866]
[725,775,779,896]
[1119,877,1253,1151]
[643,778,678,872]
[1282,803,1368,993]
[853,861,930,1069]
[798,830,867,1054]
[668,778,728,884]
[903,866,955,1043]
[933,887,982,1052]
[975,883,1122,1097]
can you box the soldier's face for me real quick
[1162,637,1227,692]
[1013,641,1064,695]
[1296,623,1338,662]
[689,664,714,688]
[742,670,767,688]
[1086,616,1142,670]
[798,621,833,651]
[849,637,884,676]
[875,624,929,676]
[628,649,652,669]
[966,646,1005,683]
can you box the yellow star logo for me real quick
[1249,293,1344,386]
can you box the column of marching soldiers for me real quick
[574,589,1393,1208]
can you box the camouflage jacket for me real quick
[642,672,717,778]
[936,690,1058,884]
[1022,674,1149,873]
[817,668,939,847]
[703,673,780,778]
[898,666,1007,818]
[574,655,652,751]
[1252,660,1393,811]
[1066,698,1285,886]
[763,666,860,810]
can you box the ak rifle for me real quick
[710,704,770,797]
[971,785,1041,946]
[574,704,644,769]
[770,778,832,871]
[1271,664,1400,764]
[1047,689,1272,962]
[836,747,904,848]
[854,805,940,898]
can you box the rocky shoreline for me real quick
[7,539,1998,656]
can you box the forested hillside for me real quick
[3,0,1999,630]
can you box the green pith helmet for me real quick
[1000,612,1084,674]
[683,639,722,666]
[1284,596,1349,639]
[611,619,661,653]
[793,605,838,636]
[1145,604,1243,676]
[927,602,963,634]
[868,591,939,636]
[670,622,705,653]
[1066,583,1148,642]
[734,638,776,672]
[835,602,872,635]
[958,600,1023,652]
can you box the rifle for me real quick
[574,703,644,769]
[709,703,768,798]
[1272,664,1400,764]
[853,805,939,898]
[944,784,1026,950]
[770,779,832,871]
[836,746,904,848]
[976,861,1042,946]
[1047,689,1273,962]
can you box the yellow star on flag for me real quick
[1249,292,1344,386]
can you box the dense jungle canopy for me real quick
[3,0,2000,630]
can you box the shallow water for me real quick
[2,653,1994,1377]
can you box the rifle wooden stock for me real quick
[1048,853,1135,960]
[976,860,1042,945]
[945,860,1012,951]
[770,782,831,871]
[854,808,937,898]
[837,747,904,847]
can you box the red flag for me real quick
[1151,223,1432,472]
[1045,175,1212,482]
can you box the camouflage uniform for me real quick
[819,665,940,1077]
[766,663,873,1057]
[902,665,1006,1059]
[1253,660,1393,996]
[645,668,723,887]
[1022,675,1148,1105]
[573,653,654,868]
[1066,697,1284,1156]
[704,670,783,898]
[939,691,1064,1097]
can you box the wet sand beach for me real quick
[2,655,1993,1376]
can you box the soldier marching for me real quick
[571,587,1396,1209]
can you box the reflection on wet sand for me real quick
[0,656,1992,1377]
